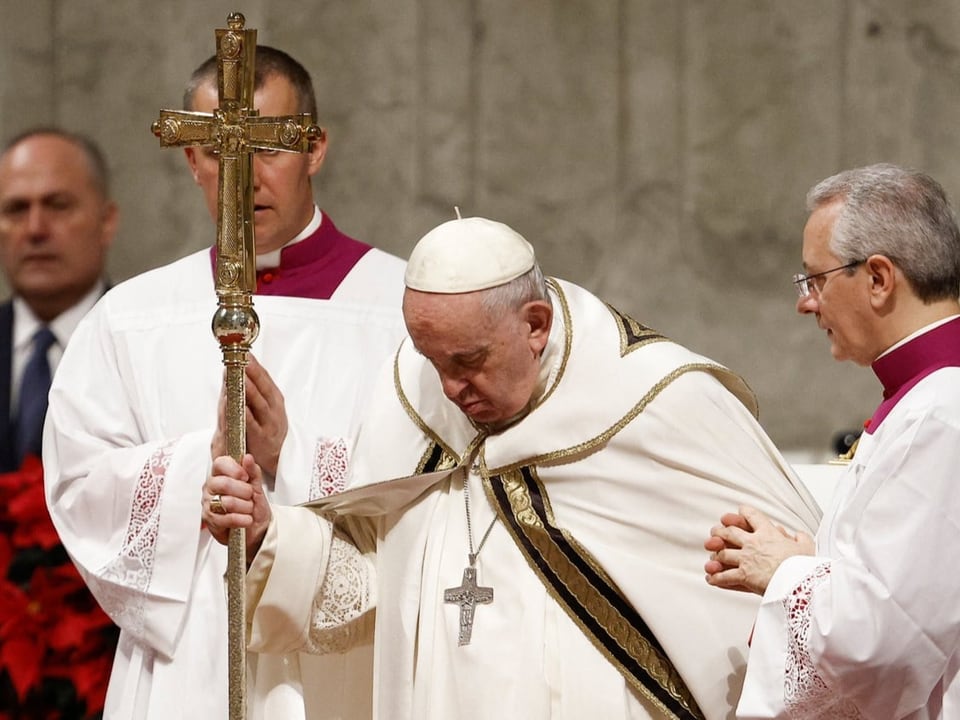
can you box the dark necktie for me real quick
[16,326,57,464]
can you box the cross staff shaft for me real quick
[150,12,321,720]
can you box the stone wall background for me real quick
[3,0,959,456]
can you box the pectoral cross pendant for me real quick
[443,557,493,646]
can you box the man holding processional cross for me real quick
[44,14,405,720]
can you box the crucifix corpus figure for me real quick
[150,12,322,719]
[444,566,494,645]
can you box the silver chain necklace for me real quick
[443,471,497,645]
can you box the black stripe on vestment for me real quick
[419,442,448,474]
[489,466,704,720]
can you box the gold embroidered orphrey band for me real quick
[489,466,705,720]
[416,444,704,719]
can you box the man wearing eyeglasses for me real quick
[704,163,960,718]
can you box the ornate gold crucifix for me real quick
[151,12,322,719]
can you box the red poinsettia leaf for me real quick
[50,560,87,584]
[0,577,27,617]
[76,608,116,639]
[7,481,44,514]
[68,652,114,713]
[17,454,43,474]
[0,583,42,627]
[0,454,42,489]
[8,481,61,551]
[0,467,31,526]
[83,606,116,634]
[13,521,62,551]
[0,534,12,577]
[45,570,90,606]
[0,458,118,712]
[0,455,43,501]
[1,635,45,701]
[29,565,80,605]
[48,614,89,650]
[49,607,112,651]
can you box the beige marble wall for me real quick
[3,0,959,455]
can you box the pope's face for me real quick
[796,201,878,365]
[184,73,327,254]
[403,289,551,425]
[0,134,117,320]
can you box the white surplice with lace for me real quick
[738,368,960,720]
[43,245,406,720]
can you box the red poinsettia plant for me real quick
[0,455,118,719]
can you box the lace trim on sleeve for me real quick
[302,532,374,654]
[94,442,175,640]
[309,437,350,501]
[784,561,862,719]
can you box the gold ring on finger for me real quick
[210,493,226,515]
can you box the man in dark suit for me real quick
[0,128,117,472]
[0,128,118,718]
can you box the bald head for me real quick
[0,130,117,320]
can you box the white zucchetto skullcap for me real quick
[404,217,536,293]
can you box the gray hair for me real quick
[480,264,551,315]
[183,45,318,119]
[2,127,111,198]
[807,163,960,302]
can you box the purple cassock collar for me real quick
[867,316,960,433]
[208,213,371,299]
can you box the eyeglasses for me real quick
[792,260,863,298]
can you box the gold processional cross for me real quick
[151,13,321,719]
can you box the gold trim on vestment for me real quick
[394,279,751,477]
[605,302,668,356]
[535,278,573,411]
[396,279,574,451]
[828,434,860,465]
[484,466,704,719]
[394,343,462,465]
[486,362,746,476]
[415,443,459,476]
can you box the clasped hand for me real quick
[202,453,272,564]
[210,354,288,477]
[703,505,815,595]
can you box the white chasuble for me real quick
[248,278,822,720]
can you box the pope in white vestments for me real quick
[43,208,407,719]
[207,217,822,720]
